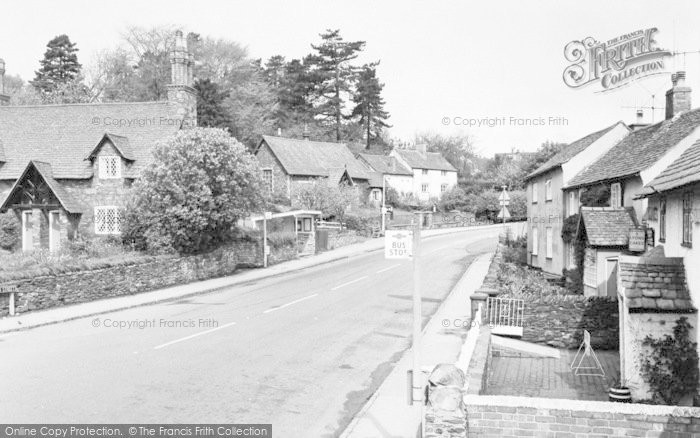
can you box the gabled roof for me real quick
[578,207,638,247]
[639,139,700,195]
[86,133,136,161]
[567,108,700,188]
[619,255,694,311]
[358,153,412,176]
[0,161,85,213]
[525,122,626,181]
[367,171,384,188]
[393,149,456,172]
[257,135,370,180]
[0,101,181,180]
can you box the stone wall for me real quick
[461,395,700,438]
[0,239,297,317]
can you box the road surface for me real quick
[0,228,500,437]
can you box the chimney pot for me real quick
[0,58,8,105]
[665,71,692,120]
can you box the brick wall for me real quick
[461,395,700,438]
[255,142,290,200]
[0,239,297,317]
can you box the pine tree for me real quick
[31,35,82,93]
[194,78,232,130]
[308,29,365,141]
[350,63,390,149]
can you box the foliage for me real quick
[501,236,527,265]
[561,214,580,244]
[195,78,232,130]
[266,231,297,249]
[350,63,390,149]
[293,179,355,223]
[343,214,377,236]
[122,128,264,254]
[562,267,583,294]
[414,132,476,179]
[580,184,610,207]
[496,258,569,297]
[31,34,82,94]
[0,212,19,251]
[641,317,699,405]
[438,186,472,212]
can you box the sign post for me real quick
[263,212,272,268]
[498,186,511,234]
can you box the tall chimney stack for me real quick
[167,30,197,128]
[665,71,691,120]
[0,58,9,105]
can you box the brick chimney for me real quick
[167,30,197,128]
[0,58,9,105]
[665,71,691,120]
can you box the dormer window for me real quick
[99,156,121,179]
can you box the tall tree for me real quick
[350,63,390,149]
[308,29,365,141]
[194,78,231,129]
[31,35,82,93]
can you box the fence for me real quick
[486,296,524,337]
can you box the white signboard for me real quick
[498,191,511,202]
[264,212,273,220]
[497,206,511,219]
[385,230,413,259]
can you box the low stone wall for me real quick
[520,295,619,349]
[0,240,297,317]
[462,395,700,437]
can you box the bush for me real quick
[0,212,19,251]
[496,254,569,297]
[344,214,376,236]
[641,317,699,405]
[266,231,297,249]
[122,128,265,254]
[501,235,527,264]
[293,179,355,222]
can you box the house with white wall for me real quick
[356,153,413,206]
[523,121,629,276]
[390,145,457,202]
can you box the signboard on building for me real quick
[385,230,413,259]
[628,228,646,252]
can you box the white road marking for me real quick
[263,294,318,314]
[376,264,400,274]
[330,276,369,291]
[154,321,237,350]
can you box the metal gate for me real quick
[486,297,524,337]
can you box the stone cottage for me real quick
[0,30,197,252]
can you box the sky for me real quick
[1,0,699,156]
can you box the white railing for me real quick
[486,297,524,337]
[316,220,344,230]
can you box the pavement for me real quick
[0,223,517,334]
[339,252,493,438]
[0,224,521,436]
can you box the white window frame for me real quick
[441,170,447,177]
[422,169,428,176]
[531,227,538,256]
[421,183,429,193]
[98,156,122,179]
[545,179,552,201]
[532,183,538,203]
[569,191,576,216]
[94,206,122,235]
[262,168,273,195]
[610,182,622,208]
[440,184,447,193]
[546,227,553,259]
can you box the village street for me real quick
[0,227,500,437]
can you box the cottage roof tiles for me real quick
[393,149,457,172]
[525,122,625,180]
[567,108,700,188]
[259,135,370,180]
[579,207,638,246]
[358,153,412,176]
[641,139,700,194]
[0,101,181,180]
[619,256,695,311]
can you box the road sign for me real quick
[385,230,413,259]
[264,211,273,220]
[498,191,511,202]
[497,206,511,219]
[499,199,510,206]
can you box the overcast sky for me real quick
[1,0,699,156]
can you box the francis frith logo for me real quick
[563,28,671,92]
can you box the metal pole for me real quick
[381,175,386,233]
[263,217,268,268]
[413,212,423,437]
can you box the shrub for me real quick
[641,317,699,405]
[266,231,297,249]
[496,256,568,297]
[501,235,527,264]
[122,128,265,254]
[0,212,19,251]
[344,214,375,236]
[293,179,355,223]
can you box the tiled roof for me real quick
[367,171,384,188]
[86,133,136,161]
[0,101,181,180]
[525,122,626,180]
[346,142,386,155]
[641,139,700,194]
[579,207,638,246]
[619,256,694,311]
[358,153,412,176]
[567,108,700,188]
[393,149,457,172]
[259,135,370,180]
[0,161,85,213]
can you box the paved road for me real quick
[0,228,500,437]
